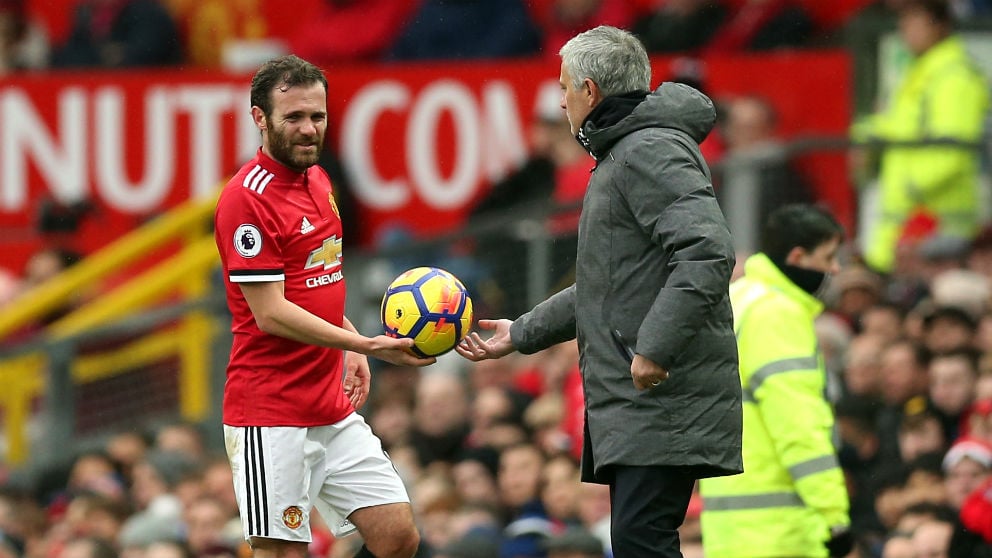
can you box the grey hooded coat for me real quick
[509,82,743,482]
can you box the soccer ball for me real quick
[380,266,474,357]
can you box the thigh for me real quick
[610,465,697,558]
[312,414,412,537]
[224,425,317,543]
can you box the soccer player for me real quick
[213,55,435,558]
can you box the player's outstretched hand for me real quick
[367,335,436,367]
[456,319,515,361]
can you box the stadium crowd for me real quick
[1,1,992,558]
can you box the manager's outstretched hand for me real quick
[456,319,516,361]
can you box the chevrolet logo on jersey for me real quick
[305,235,343,270]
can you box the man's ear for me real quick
[785,246,805,266]
[251,106,267,131]
[584,78,603,107]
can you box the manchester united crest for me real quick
[283,506,304,529]
[328,193,340,219]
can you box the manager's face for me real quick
[560,63,595,137]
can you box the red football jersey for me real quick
[215,149,352,427]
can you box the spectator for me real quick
[574,482,611,555]
[967,398,992,441]
[843,333,886,401]
[153,422,206,462]
[894,501,958,534]
[930,268,991,320]
[0,0,48,73]
[631,0,728,54]
[498,443,548,521]
[451,448,501,509]
[528,0,639,57]
[182,496,238,557]
[58,537,118,558]
[897,406,947,463]
[387,0,540,61]
[910,519,954,557]
[949,0,992,17]
[289,0,418,65]
[66,451,125,501]
[876,341,932,462]
[960,474,992,547]
[860,302,906,344]
[928,348,980,440]
[435,527,501,558]
[967,225,992,278]
[850,0,989,273]
[410,371,472,467]
[63,492,130,542]
[541,527,605,558]
[105,430,148,482]
[943,437,992,509]
[715,95,814,236]
[830,265,886,331]
[881,535,915,558]
[117,451,196,547]
[143,541,193,558]
[703,0,816,53]
[922,305,978,354]
[539,455,581,528]
[835,397,884,539]
[51,0,182,68]
[367,393,414,452]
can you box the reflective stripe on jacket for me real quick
[700,253,849,558]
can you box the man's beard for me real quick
[267,122,323,171]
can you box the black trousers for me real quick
[609,465,698,558]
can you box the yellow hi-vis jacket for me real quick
[700,254,850,558]
[852,35,990,273]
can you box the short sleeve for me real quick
[215,190,285,283]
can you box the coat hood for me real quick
[581,82,716,157]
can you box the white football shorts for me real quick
[223,413,410,541]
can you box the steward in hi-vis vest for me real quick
[700,205,852,558]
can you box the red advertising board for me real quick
[0,52,852,275]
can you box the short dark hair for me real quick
[901,0,952,26]
[761,204,844,262]
[250,55,327,118]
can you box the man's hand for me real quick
[343,351,371,410]
[366,335,436,367]
[631,354,669,391]
[455,319,515,361]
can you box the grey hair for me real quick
[558,26,651,97]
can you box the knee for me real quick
[367,527,420,558]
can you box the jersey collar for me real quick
[255,148,310,185]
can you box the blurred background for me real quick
[1,1,992,557]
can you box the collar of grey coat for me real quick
[575,90,648,160]
[577,82,717,162]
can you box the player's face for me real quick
[560,63,593,136]
[261,82,327,171]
